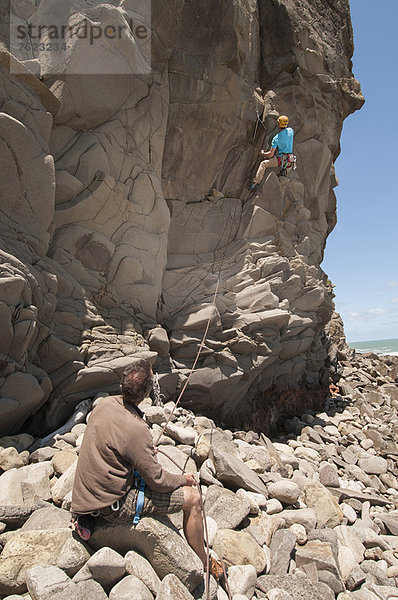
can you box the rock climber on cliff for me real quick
[250,115,296,189]
[70,359,224,580]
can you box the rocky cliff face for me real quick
[0,0,364,436]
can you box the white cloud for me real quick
[387,280,398,287]
[347,311,362,321]
[368,308,387,315]
[391,297,398,303]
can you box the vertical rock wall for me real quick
[0,0,364,435]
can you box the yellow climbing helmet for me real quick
[277,115,289,129]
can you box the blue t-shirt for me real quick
[271,127,294,154]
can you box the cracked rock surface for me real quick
[0,1,363,434]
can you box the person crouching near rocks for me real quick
[71,359,224,579]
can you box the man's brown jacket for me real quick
[71,395,186,514]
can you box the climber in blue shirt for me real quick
[251,115,295,188]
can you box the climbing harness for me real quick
[277,152,296,176]
[132,469,146,525]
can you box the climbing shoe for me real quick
[207,556,226,581]
[249,182,258,190]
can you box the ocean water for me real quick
[349,338,398,357]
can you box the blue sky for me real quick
[321,0,398,343]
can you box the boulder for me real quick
[211,445,268,495]
[227,564,257,599]
[334,525,365,563]
[236,489,267,513]
[0,462,53,505]
[109,575,153,600]
[0,503,47,527]
[338,546,357,582]
[269,529,296,575]
[144,406,167,426]
[89,517,202,591]
[0,528,90,596]
[256,573,334,600]
[21,506,72,531]
[125,549,161,595]
[346,564,367,592]
[249,513,286,546]
[204,485,251,529]
[0,434,35,452]
[51,450,78,476]
[33,580,108,600]
[30,447,58,463]
[372,512,398,535]
[73,547,126,590]
[268,481,300,505]
[266,590,294,600]
[163,423,197,446]
[360,560,390,586]
[303,483,344,528]
[155,573,194,600]
[198,430,238,460]
[26,565,71,599]
[237,445,274,472]
[318,463,340,488]
[266,499,283,515]
[200,459,223,487]
[0,447,25,470]
[51,461,77,505]
[357,457,388,475]
[316,570,344,594]
[277,509,317,533]
[212,529,266,574]
[295,540,342,580]
[156,445,197,477]
[148,327,170,358]
[341,502,357,524]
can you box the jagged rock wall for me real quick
[0,0,364,435]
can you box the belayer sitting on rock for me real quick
[250,115,296,189]
[71,359,224,580]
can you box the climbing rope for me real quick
[155,446,233,600]
[149,111,265,598]
[151,229,228,600]
[153,277,220,447]
[153,182,242,446]
[152,373,165,406]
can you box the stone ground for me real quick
[0,349,397,600]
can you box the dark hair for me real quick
[121,359,153,405]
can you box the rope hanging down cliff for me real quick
[153,180,242,443]
[150,199,242,599]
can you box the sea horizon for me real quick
[349,338,398,357]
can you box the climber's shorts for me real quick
[98,485,185,523]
